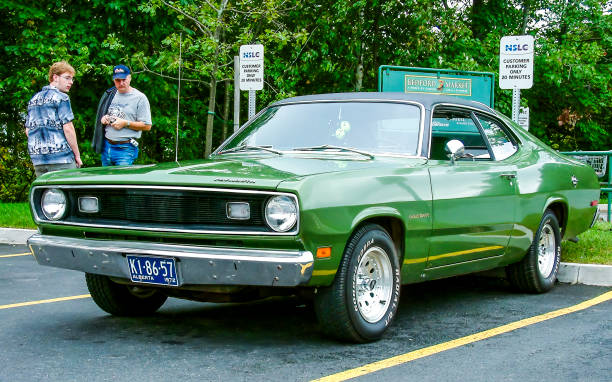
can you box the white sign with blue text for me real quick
[499,35,534,89]
[239,44,264,91]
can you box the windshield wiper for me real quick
[292,145,374,159]
[217,144,283,155]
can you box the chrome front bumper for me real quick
[28,234,314,287]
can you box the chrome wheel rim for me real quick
[355,246,393,323]
[537,222,556,278]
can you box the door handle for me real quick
[500,173,516,179]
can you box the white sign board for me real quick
[239,44,264,91]
[499,35,534,89]
[518,107,530,131]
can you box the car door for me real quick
[427,106,519,268]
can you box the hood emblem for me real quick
[214,178,256,184]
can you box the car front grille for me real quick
[72,189,267,225]
[32,186,297,235]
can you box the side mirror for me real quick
[445,139,465,164]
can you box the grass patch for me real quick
[0,202,36,229]
[562,222,612,265]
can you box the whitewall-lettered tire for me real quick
[314,224,401,342]
[506,210,561,293]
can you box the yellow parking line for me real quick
[0,252,32,258]
[313,290,612,382]
[0,294,91,310]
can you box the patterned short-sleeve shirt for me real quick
[25,85,75,165]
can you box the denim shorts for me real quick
[101,140,139,166]
[33,162,77,177]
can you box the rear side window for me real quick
[431,109,490,160]
[477,115,517,160]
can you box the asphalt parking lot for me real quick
[1,243,610,382]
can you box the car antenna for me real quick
[175,33,182,165]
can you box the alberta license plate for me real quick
[126,255,179,287]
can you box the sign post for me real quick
[499,35,534,125]
[233,56,240,132]
[239,44,264,120]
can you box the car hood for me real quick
[35,155,426,190]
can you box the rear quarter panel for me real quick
[502,126,599,265]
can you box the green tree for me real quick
[1,0,610,202]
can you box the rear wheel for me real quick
[506,210,561,293]
[314,224,401,342]
[85,273,167,316]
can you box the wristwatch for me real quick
[126,120,131,128]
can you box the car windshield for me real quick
[217,101,421,156]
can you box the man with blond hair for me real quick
[25,61,82,177]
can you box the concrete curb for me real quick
[0,227,610,287]
[557,262,612,287]
[0,228,36,245]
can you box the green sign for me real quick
[378,66,495,107]
[404,75,472,96]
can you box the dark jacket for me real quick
[92,86,117,154]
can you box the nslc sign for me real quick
[499,35,534,89]
[239,44,264,91]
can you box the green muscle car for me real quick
[28,92,600,342]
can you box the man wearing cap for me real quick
[92,64,152,166]
[25,61,82,177]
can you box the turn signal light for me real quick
[316,247,331,258]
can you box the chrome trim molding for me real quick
[30,185,300,236]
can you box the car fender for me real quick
[350,206,404,232]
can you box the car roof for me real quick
[270,92,495,113]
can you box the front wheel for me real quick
[506,210,561,293]
[314,224,401,342]
[85,273,168,316]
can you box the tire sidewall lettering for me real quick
[348,228,400,338]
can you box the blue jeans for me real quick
[101,140,139,166]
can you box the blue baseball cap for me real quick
[112,65,131,79]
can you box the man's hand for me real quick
[62,121,82,169]
[110,118,129,130]
[101,115,113,125]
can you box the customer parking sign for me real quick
[239,44,264,91]
[499,35,534,89]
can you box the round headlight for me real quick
[265,195,297,232]
[41,188,67,221]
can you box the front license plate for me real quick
[126,255,179,287]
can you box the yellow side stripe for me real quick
[403,246,503,265]
[312,270,338,277]
[403,257,427,265]
[312,290,612,382]
[0,252,32,258]
[427,245,504,261]
[0,294,91,310]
